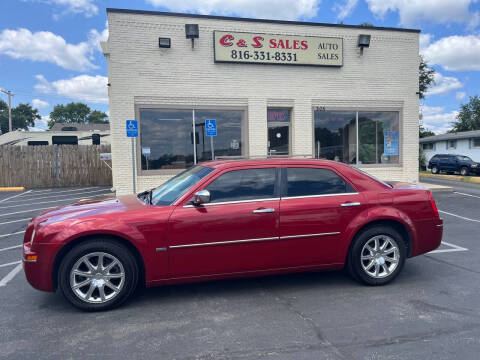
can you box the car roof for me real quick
[199,158,348,170]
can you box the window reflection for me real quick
[314,111,357,164]
[358,112,399,164]
[140,108,243,170]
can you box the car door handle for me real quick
[340,202,361,207]
[253,208,275,214]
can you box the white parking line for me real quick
[429,241,469,254]
[9,188,110,203]
[0,260,21,269]
[0,263,22,287]
[0,231,25,239]
[453,191,480,199]
[0,244,22,253]
[0,207,55,218]
[438,210,480,223]
[0,190,32,203]
[0,193,111,209]
[0,218,31,226]
[25,187,105,195]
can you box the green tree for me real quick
[359,22,374,27]
[419,55,435,100]
[419,124,435,138]
[450,95,480,133]
[87,110,109,124]
[48,102,108,128]
[0,100,41,134]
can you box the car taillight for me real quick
[427,191,439,218]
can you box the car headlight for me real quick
[30,228,36,244]
[471,164,478,168]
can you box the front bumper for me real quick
[23,241,56,292]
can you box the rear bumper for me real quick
[23,242,56,292]
[411,218,443,256]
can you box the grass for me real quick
[419,170,480,184]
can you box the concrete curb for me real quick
[0,187,25,192]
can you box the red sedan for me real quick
[23,159,443,311]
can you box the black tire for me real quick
[347,226,406,286]
[460,167,468,176]
[431,166,438,174]
[58,239,139,311]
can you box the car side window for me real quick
[286,167,355,197]
[205,168,276,203]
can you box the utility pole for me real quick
[0,88,14,132]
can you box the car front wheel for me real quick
[460,167,468,176]
[58,239,139,311]
[431,165,439,174]
[347,226,406,286]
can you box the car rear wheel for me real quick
[58,239,138,311]
[431,165,439,174]
[460,167,468,176]
[347,226,406,286]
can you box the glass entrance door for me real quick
[267,109,290,157]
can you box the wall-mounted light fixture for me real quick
[185,24,199,49]
[159,37,171,48]
[358,34,371,55]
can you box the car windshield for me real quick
[150,166,214,206]
[457,156,472,162]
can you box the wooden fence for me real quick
[0,145,112,188]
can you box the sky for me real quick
[1,0,479,134]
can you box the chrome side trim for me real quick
[183,197,280,208]
[282,192,359,200]
[436,224,443,227]
[170,232,340,249]
[279,232,340,240]
[340,202,361,207]
[169,236,279,249]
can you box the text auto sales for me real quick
[218,34,340,62]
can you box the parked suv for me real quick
[428,154,480,176]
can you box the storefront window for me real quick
[314,111,357,163]
[139,108,244,171]
[194,110,243,162]
[314,110,399,165]
[358,112,399,164]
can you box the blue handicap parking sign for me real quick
[126,120,138,137]
[205,119,217,136]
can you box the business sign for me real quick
[384,131,399,156]
[214,31,342,66]
[205,119,217,136]
[126,120,138,137]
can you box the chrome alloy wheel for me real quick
[360,235,400,279]
[70,252,125,304]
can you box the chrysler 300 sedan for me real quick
[23,159,443,311]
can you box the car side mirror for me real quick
[193,189,210,206]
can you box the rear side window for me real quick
[206,168,276,203]
[286,167,355,197]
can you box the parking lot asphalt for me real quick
[1,183,480,359]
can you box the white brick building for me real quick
[102,8,420,195]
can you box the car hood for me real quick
[33,194,148,225]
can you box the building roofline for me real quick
[419,130,480,143]
[106,8,421,33]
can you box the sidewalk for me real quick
[416,181,452,191]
